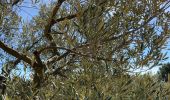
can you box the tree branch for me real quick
[44,0,66,56]
[52,14,77,24]
[0,41,41,73]
[0,41,32,65]
[8,36,43,74]
[45,44,90,65]
[33,51,44,67]
[44,43,116,65]
[0,41,45,88]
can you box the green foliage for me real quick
[0,0,169,99]
[3,72,170,100]
[158,63,170,82]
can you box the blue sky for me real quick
[15,1,170,74]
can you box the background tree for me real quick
[158,63,170,82]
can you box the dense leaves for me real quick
[0,0,169,99]
[158,63,170,82]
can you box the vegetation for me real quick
[0,0,170,99]
[158,63,170,82]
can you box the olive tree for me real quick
[0,0,170,99]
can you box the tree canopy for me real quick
[0,0,170,99]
